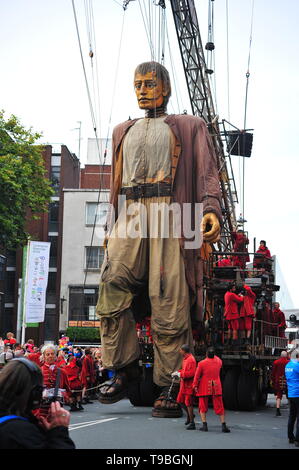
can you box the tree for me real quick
[0,110,54,249]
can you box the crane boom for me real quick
[170,0,238,249]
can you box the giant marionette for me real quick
[96,62,222,410]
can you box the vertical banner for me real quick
[24,241,51,324]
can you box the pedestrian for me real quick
[64,353,84,412]
[4,332,17,347]
[224,283,244,348]
[172,344,197,430]
[285,349,299,446]
[193,347,230,433]
[0,358,75,449]
[271,350,289,416]
[81,348,96,404]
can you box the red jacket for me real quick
[218,258,232,267]
[254,246,271,267]
[64,358,82,390]
[240,285,256,318]
[232,232,250,268]
[193,356,223,396]
[81,355,96,387]
[27,352,43,368]
[178,353,197,395]
[272,309,286,329]
[41,363,71,394]
[224,291,244,320]
[271,357,289,391]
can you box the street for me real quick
[69,394,296,450]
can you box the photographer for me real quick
[0,358,75,449]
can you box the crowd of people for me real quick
[0,333,109,413]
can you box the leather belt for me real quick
[120,182,172,200]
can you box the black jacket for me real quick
[0,415,75,449]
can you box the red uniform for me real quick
[232,232,250,269]
[64,358,82,391]
[271,357,289,399]
[239,285,256,331]
[27,352,43,368]
[81,355,96,387]
[217,258,232,267]
[272,308,287,338]
[176,353,197,407]
[253,246,271,268]
[4,338,16,346]
[224,291,244,330]
[193,356,224,415]
[34,363,72,419]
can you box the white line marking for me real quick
[69,418,118,431]
[69,419,105,427]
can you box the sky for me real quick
[1,0,299,308]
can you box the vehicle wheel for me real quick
[223,368,240,410]
[237,372,258,411]
[127,381,142,406]
[258,391,268,406]
[127,366,158,406]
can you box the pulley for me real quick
[205,42,215,51]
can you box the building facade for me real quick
[59,189,109,333]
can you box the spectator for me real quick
[81,348,96,404]
[34,345,72,420]
[64,353,84,412]
[285,349,299,446]
[4,332,17,347]
[0,358,75,449]
[24,339,35,353]
[271,351,289,416]
[0,337,4,353]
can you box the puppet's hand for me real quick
[201,213,221,243]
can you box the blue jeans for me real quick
[288,397,299,441]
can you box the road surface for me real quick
[69,394,296,449]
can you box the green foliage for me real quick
[66,327,101,342]
[0,110,54,248]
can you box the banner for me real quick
[24,241,50,324]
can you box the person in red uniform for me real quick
[253,240,272,271]
[34,345,72,420]
[272,302,287,338]
[232,230,250,269]
[271,351,289,416]
[4,332,17,347]
[27,348,43,368]
[64,353,84,412]
[239,284,256,345]
[192,347,230,433]
[81,348,96,404]
[173,344,197,430]
[224,284,244,347]
[217,256,233,267]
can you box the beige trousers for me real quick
[96,197,193,387]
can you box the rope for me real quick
[71,0,126,339]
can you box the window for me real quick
[50,166,60,195]
[46,272,56,304]
[44,309,57,341]
[85,246,105,270]
[86,202,109,226]
[5,250,16,267]
[5,271,16,303]
[0,256,5,281]
[49,236,58,267]
[69,286,99,321]
[48,202,59,232]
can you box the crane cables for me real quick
[71,0,126,330]
[241,0,255,227]
[206,0,218,115]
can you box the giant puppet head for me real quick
[134,61,171,116]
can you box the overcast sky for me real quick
[1,0,298,309]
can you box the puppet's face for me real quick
[134,71,168,110]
